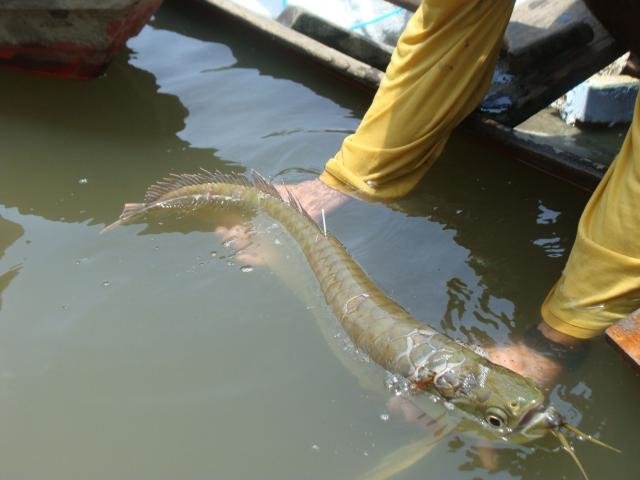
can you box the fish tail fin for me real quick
[100,202,147,234]
[101,169,319,234]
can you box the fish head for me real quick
[500,398,620,480]
[450,363,619,480]
[451,362,548,438]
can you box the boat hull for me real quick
[0,0,163,79]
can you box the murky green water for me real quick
[0,2,638,479]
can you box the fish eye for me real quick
[487,415,503,427]
[485,407,508,428]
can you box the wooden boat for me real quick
[0,0,163,79]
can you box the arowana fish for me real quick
[104,170,619,478]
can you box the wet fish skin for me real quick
[104,170,550,440]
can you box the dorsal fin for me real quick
[251,170,282,200]
[143,169,254,203]
[105,169,323,234]
[282,184,319,227]
[247,170,316,227]
[144,171,214,203]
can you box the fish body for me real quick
[105,170,617,476]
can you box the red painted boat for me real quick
[0,0,163,79]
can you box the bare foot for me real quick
[485,343,562,387]
[274,178,351,222]
[215,178,351,265]
[486,322,582,387]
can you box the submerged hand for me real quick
[214,222,270,266]
[387,395,433,428]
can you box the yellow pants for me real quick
[320,0,640,338]
[543,95,640,338]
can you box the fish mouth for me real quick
[514,405,620,480]
[517,404,544,429]
[516,404,561,438]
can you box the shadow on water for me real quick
[0,43,238,226]
[392,135,591,341]
[0,0,371,228]
[0,217,23,310]
[151,0,375,116]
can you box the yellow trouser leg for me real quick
[321,0,515,200]
[542,93,640,338]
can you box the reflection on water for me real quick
[0,0,638,479]
[0,217,23,310]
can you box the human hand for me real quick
[214,222,271,266]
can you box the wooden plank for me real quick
[606,309,640,369]
[505,0,598,57]
[190,0,383,89]
[461,115,605,191]
[384,0,419,11]
[487,0,625,126]
[278,6,393,71]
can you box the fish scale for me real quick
[103,169,618,479]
